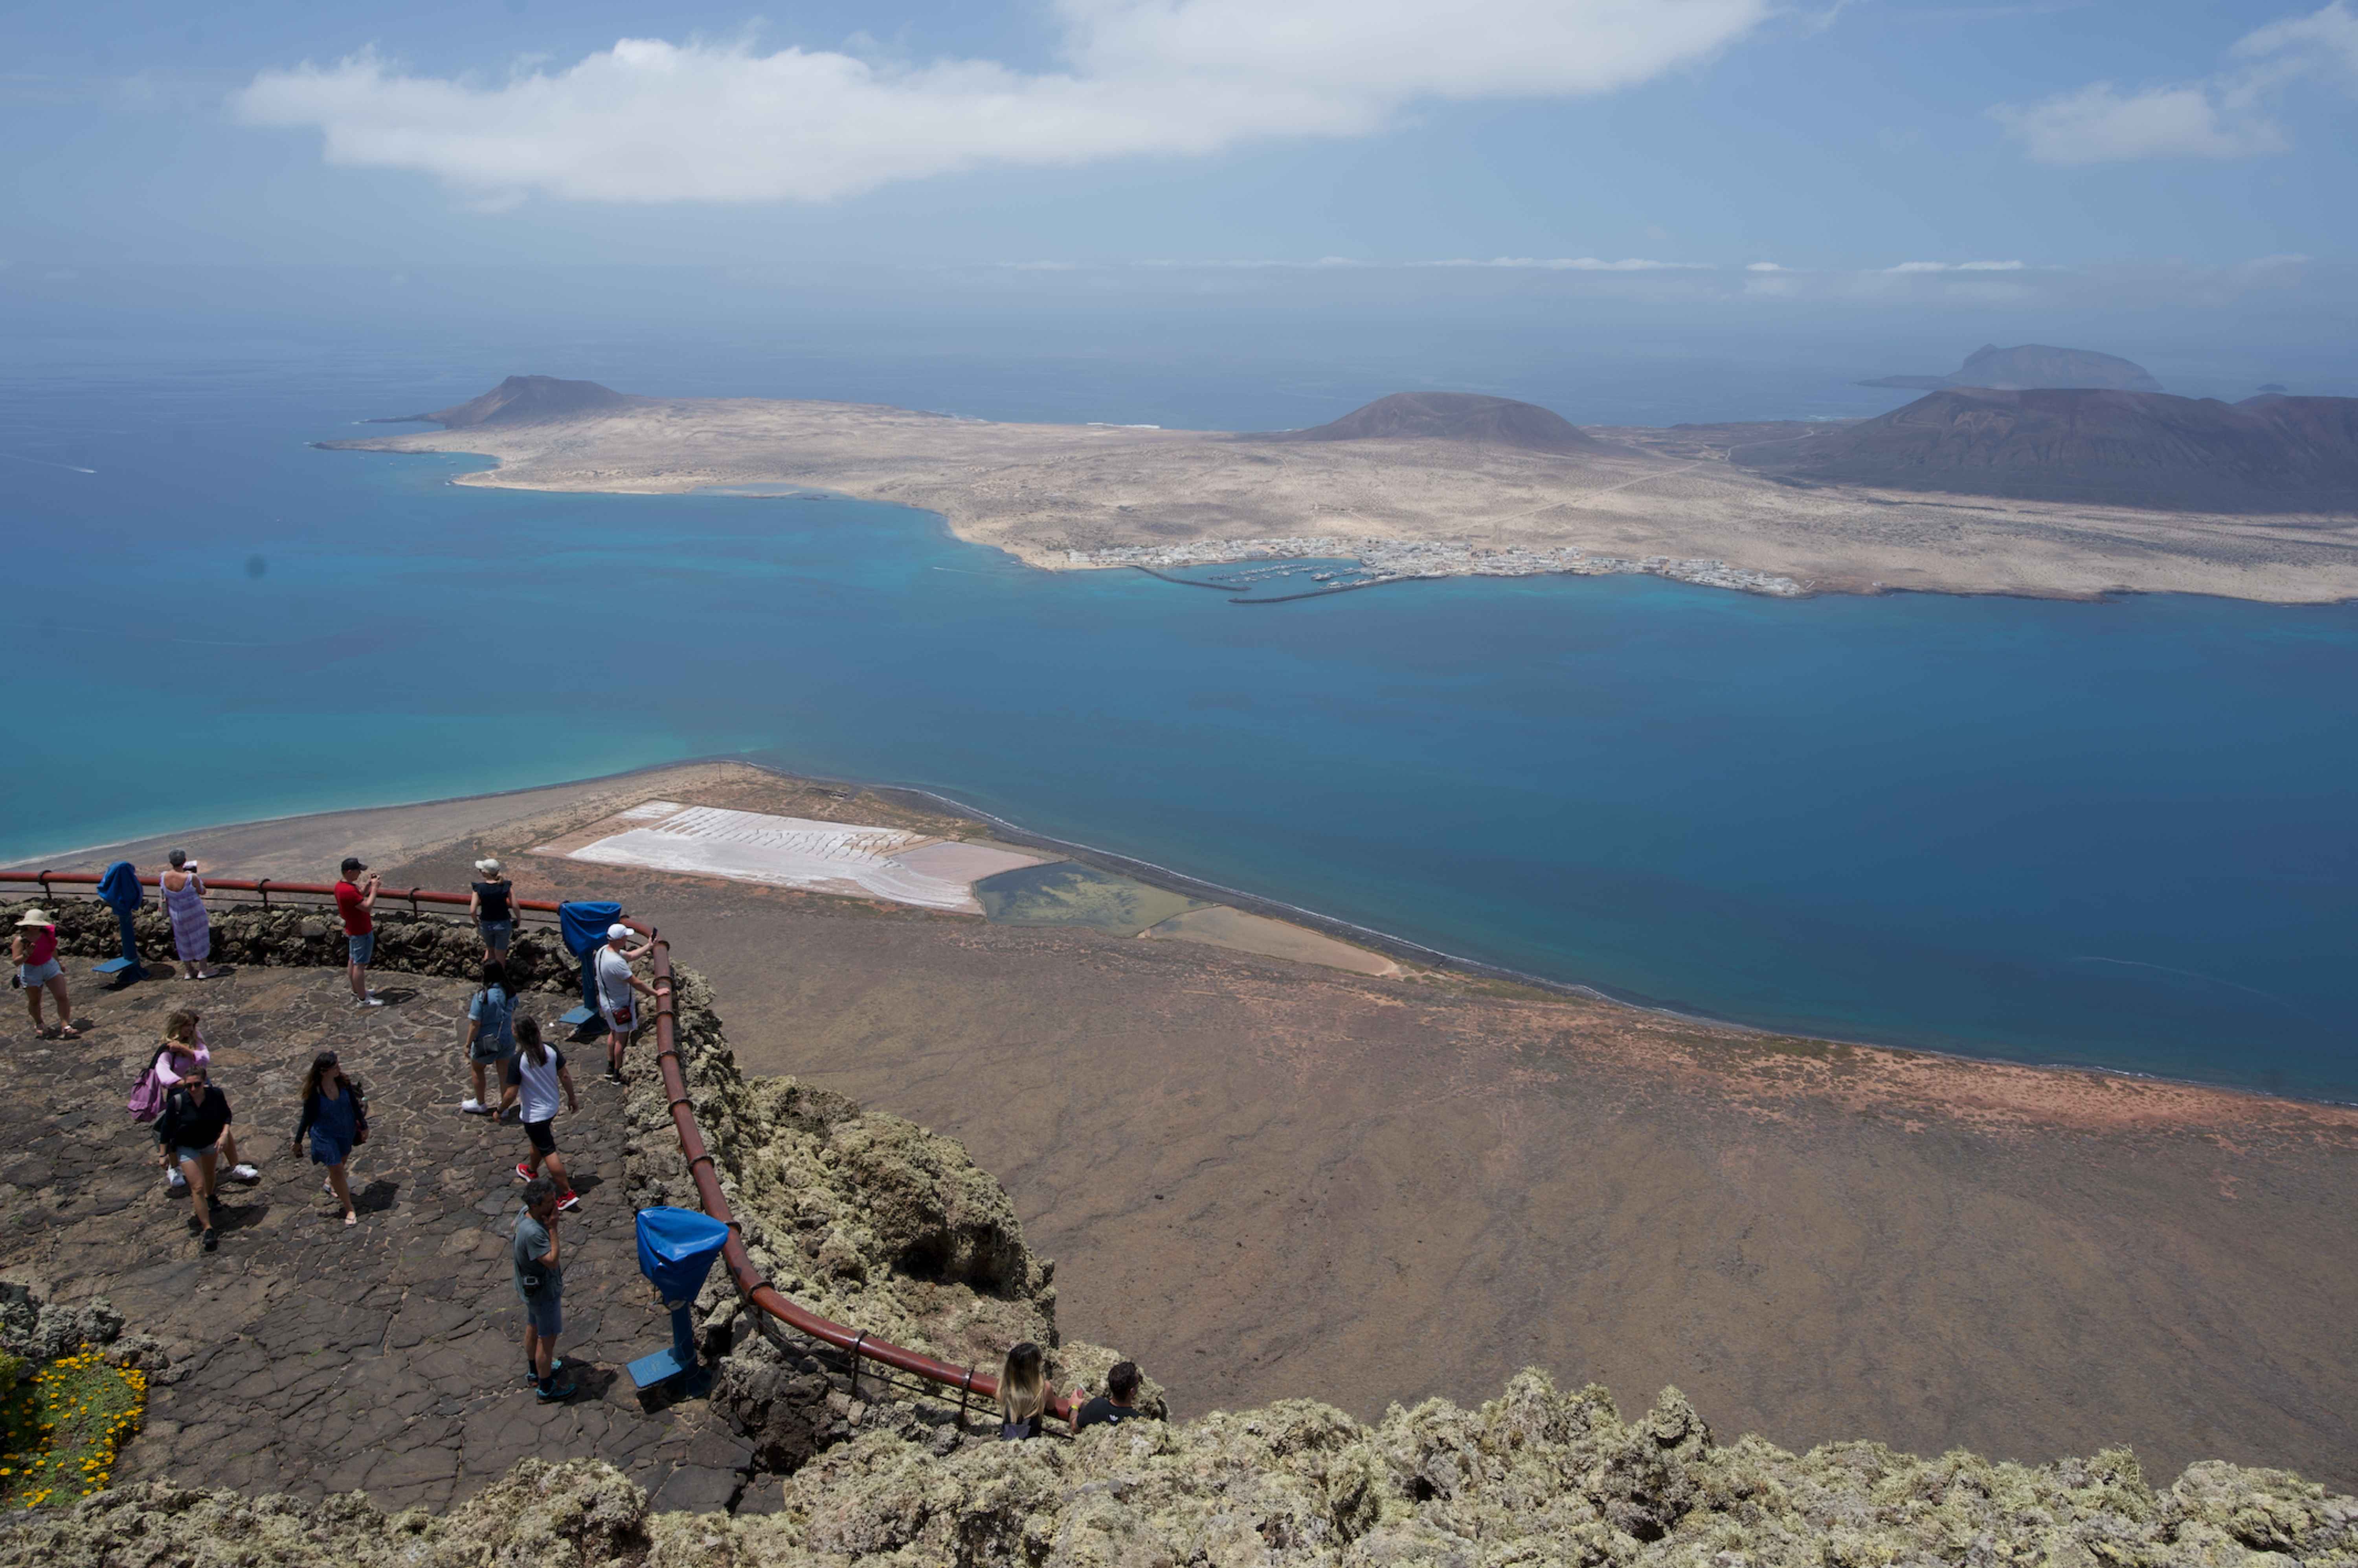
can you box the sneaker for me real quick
[556,1190,581,1212]
[514,1162,535,1182]
[201,1227,218,1252]
[356,996,385,1008]
[459,1098,487,1115]
[535,1379,577,1403]
[525,1358,569,1387]
[603,1067,624,1085]
[165,1170,187,1192]
[226,1164,261,1184]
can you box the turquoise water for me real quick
[3,356,2354,1100]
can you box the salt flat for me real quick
[543,803,1047,913]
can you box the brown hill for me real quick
[1863,343,2163,393]
[402,375,638,429]
[1744,387,2358,513]
[1247,391,1609,455]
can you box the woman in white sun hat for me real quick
[12,909,82,1039]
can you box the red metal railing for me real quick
[1,868,1054,1423]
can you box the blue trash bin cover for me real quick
[636,1206,731,1304]
[97,861,144,913]
[559,900,624,958]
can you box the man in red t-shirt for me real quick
[334,857,383,1007]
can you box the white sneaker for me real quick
[227,1164,261,1184]
[356,995,385,1008]
[165,1171,187,1192]
[459,1098,486,1114]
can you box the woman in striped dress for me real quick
[160,850,220,981]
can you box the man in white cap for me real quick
[594,924,658,1083]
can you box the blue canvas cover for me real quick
[559,900,624,958]
[636,1206,731,1305]
[96,861,144,912]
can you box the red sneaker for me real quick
[514,1162,534,1182]
[556,1191,582,1212]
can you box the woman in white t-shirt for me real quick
[503,1017,580,1212]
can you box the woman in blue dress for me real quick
[292,1050,367,1228]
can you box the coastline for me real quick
[16,754,2353,1118]
[314,392,2358,605]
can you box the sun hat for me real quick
[14,909,54,928]
[475,857,503,876]
[606,923,634,942]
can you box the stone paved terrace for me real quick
[0,958,757,1514]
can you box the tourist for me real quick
[503,1017,580,1211]
[11,909,81,1039]
[469,858,515,961]
[293,1050,367,1227]
[594,924,658,1083]
[334,857,383,1007]
[154,1059,234,1252]
[513,1177,574,1402]
[1074,1361,1155,1432]
[145,1011,260,1190]
[461,958,519,1116]
[159,851,222,981]
[996,1341,1058,1441]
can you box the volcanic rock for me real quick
[1248,391,1611,454]
[1745,387,2358,512]
[1863,343,2164,392]
[396,374,638,430]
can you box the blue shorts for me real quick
[347,931,375,965]
[17,959,61,988]
[174,1143,217,1166]
[519,1277,562,1336]
[480,920,513,953]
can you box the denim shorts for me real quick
[479,919,513,953]
[174,1143,217,1166]
[469,1035,517,1067]
[519,1276,562,1336]
[347,931,375,965]
[16,959,61,988]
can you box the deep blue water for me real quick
[3,349,2353,1100]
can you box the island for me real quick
[321,376,2358,604]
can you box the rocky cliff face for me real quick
[13,1375,2355,1566]
[6,899,2354,1563]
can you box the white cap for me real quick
[606,923,634,941]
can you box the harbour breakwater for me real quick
[1066,536,1809,598]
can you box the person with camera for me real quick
[513,1177,575,1402]
[159,849,222,981]
[333,857,383,1007]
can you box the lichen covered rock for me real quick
[12,1374,2352,1567]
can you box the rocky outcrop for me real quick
[14,1375,2355,1566]
[1248,392,1612,455]
[1863,344,2165,393]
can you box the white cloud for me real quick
[1745,261,1788,271]
[1991,2,2352,164]
[235,0,1773,205]
[1881,259,2025,272]
[1424,256,1712,270]
[1989,82,2288,164]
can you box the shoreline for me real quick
[13,754,2351,1116]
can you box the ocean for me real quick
[3,321,2353,1100]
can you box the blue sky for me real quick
[5,2,2354,325]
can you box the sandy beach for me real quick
[325,396,2358,603]
[20,760,2358,1490]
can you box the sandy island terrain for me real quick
[26,760,2358,1492]
[324,397,2358,603]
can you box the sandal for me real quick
[57,1023,84,1039]
[34,1026,60,1041]
[343,1211,358,1227]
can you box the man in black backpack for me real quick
[156,1060,235,1252]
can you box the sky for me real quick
[4,0,2356,345]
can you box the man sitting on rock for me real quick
[1074,1360,1155,1432]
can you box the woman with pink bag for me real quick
[132,1010,259,1193]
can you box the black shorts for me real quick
[524,1119,556,1155]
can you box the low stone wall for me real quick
[1,896,576,993]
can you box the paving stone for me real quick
[0,965,744,1515]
